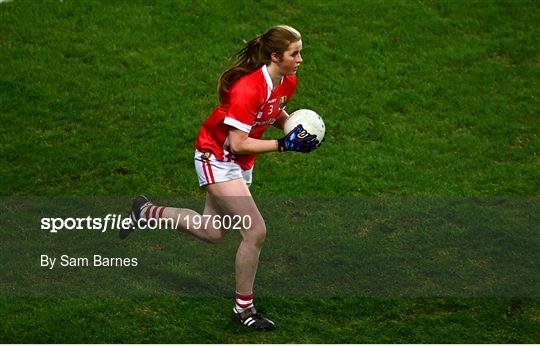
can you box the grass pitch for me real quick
[1,0,539,343]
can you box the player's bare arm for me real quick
[272,110,289,131]
[228,128,279,154]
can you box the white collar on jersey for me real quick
[262,65,283,101]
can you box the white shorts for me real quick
[194,150,253,187]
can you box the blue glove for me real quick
[278,124,319,153]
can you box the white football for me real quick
[283,109,326,143]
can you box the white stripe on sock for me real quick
[236,298,253,305]
[235,304,253,313]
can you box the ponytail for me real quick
[217,35,265,103]
[217,25,301,103]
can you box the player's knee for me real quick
[254,228,266,247]
[244,223,266,248]
[207,230,226,244]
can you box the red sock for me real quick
[140,204,166,221]
[235,292,254,312]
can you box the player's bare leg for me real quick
[205,178,275,330]
[121,180,267,289]
[120,178,275,330]
[205,179,264,293]
[159,194,228,243]
[120,194,228,243]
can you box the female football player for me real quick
[120,25,318,331]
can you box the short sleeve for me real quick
[224,82,261,133]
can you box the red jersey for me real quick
[195,65,297,170]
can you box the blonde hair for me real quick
[217,25,301,103]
